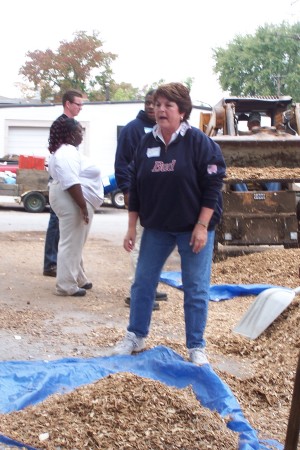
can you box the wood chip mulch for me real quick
[0,241,300,449]
[225,166,300,181]
[0,372,238,450]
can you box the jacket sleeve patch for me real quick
[207,164,218,174]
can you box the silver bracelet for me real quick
[196,221,208,228]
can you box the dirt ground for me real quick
[0,230,299,448]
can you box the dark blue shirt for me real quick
[129,125,226,232]
[114,110,156,193]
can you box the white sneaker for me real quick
[188,347,209,366]
[112,331,145,355]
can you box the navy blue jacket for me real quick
[129,125,226,232]
[114,110,156,193]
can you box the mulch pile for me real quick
[226,166,300,180]
[0,372,238,450]
[0,242,299,449]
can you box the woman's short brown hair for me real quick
[153,82,192,120]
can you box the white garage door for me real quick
[8,127,50,157]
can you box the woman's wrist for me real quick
[196,220,208,228]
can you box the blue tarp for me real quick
[0,346,283,449]
[159,272,284,301]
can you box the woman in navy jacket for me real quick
[112,82,226,365]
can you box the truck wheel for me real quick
[23,192,47,213]
[111,190,125,209]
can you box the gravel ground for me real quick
[0,231,299,449]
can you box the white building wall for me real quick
[0,102,203,177]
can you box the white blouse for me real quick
[48,144,104,209]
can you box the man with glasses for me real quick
[43,89,84,277]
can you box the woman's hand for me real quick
[123,227,136,252]
[190,224,207,253]
[81,206,89,224]
[67,184,89,224]
[124,211,139,252]
[190,208,213,253]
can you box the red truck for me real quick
[0,159,18,174]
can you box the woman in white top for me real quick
[48,117,103,297]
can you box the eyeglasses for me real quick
[71,101,83,107]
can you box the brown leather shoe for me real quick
[155,291,168,300]
[43,266,56,277]
[81,282,93,290]
[125,297,160,310]
[71,288,86,297]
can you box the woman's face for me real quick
[73,124,83,147]
[154,95,182,134]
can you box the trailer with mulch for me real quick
[0,168,49,213]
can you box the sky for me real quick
[1,0,299,106]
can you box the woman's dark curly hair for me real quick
[48,117,79,153]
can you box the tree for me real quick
[19,31,117,102]
[89,80,141,102]
[19,31,195,102]
[212,22,300,101]
[183,77,194,92]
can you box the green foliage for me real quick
[212,22,300,101]
[88,81,140,101]
[183,77,195,91]
[19,30,195,102]
[19,31,117,102]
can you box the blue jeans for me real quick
[128,228,215,349]
[264,182,281,191]
[43,207,59,271]
[232,183,248,191]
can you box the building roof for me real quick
[0,95,42,106]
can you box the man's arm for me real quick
[114,121,143,194]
